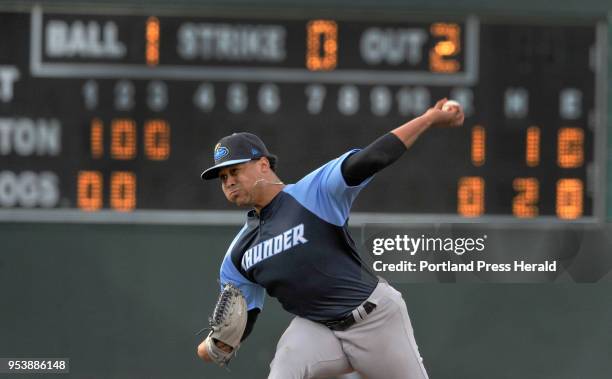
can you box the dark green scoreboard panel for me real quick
[0,7,607,222]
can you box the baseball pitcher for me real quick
[197,99,464,378]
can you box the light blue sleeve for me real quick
[284,149,373,226]
[219,225,265,311]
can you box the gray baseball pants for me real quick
[268,280,429,379]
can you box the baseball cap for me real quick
[201,132,277,180]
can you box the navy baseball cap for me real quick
[201,132,277,180]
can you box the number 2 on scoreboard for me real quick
[513,178,539,218]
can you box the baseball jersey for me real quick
[219,150,380,321]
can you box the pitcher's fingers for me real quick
[433,98,447,110]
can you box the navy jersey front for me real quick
[218,150,379,321]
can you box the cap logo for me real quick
[214,143,230,162]
[251,148,260,157]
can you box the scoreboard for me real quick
[0,6,607,223]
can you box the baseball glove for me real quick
[203,283,248,367]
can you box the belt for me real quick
[320,301,377,331]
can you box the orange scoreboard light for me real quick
[0,7,607,223]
